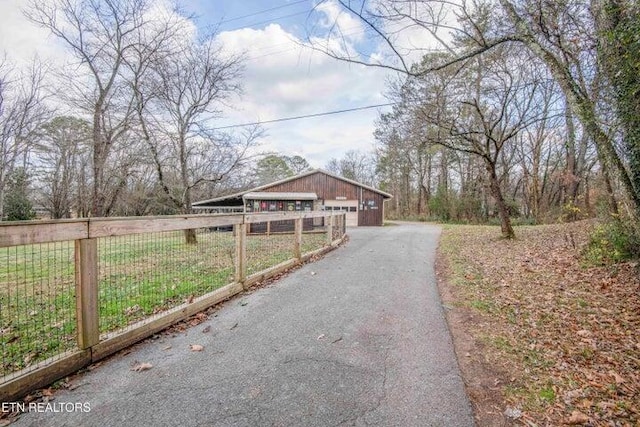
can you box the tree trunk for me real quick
[596,143,619,216]
[183,228,197,245]
[595,0,640,214]
[500,0,640,216]
[487,162,515,238]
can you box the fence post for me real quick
[326,214,334,245]
[75,238,99,350]
[342,213,346,236]
[294,217,302,260]
[235,223,247,287]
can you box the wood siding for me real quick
[261,171,387,226]
[358,189,385,226]
[264,172,360,200]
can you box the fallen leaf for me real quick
[201,326,211,333]
[162,345,172,351]
[190,344,204,352]
[566,410,589,425]
[609,370,625,384]
[131,362,153,372]
[504,407,522,420]
[317,334,325,340]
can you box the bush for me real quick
[583,219,640,265]
[3,168,36,221]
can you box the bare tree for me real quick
[325,150,377,186]
[398,47,549,237]
[0,57,49,219]
[34,116,91,218]
[131,34,260,242]
[310,0,640,217]
[26,0,160,217]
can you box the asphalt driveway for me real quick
[14,223,474,427]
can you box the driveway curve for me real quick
[14,223,474,427]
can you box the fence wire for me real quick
[98,228,236,335]
[0,213,345,386]
[0,241,76,382]
[246,220,297,276]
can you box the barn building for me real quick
[192,169,392,226]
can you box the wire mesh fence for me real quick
[98,228,236,335]
[0,241,76,381]
[332,215,346,241]
[0,212,345,390]
[246,219,297,276]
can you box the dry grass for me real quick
[439,221,640,426]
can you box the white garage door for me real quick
[324,200,358,227]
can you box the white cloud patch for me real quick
[313,0,365,43]
[0,0,67,66]
[214,22,391,166]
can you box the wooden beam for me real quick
[0,350,91,402]
[234,223,247,287]
[75,239,99,349]
[326,215,334,245]
[244,211,328,223]
[244,258,299,288]
[89,215,242,237]
[91,282,243,361]
[294,218,302,260]
[0,220,88,247]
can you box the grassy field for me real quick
[0,229,327,379]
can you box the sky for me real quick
[0,0,427,167]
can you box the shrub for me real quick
[583,219,640,265]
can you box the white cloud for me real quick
[214,22,392,167]
[313,0,365,43]
[0,1,392,168]
[0,0,66,66]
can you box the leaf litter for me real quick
[439,221,639,426]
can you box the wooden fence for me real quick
[0,211,346,401]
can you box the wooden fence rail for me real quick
[0,211,346,402]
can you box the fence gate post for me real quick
[326,214,334,245]
[235,223,247,287]
[75,238,99,350]
[294,217,302,260]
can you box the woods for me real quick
[312,0,640,240]
[0,0,262,223]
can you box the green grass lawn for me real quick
[0,229,328,379]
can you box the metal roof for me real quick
[243,192,318,201]
[192,168,393,207]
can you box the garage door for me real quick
[324,200,358,227]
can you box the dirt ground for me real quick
[436,221,639,426]
[437,248,516,426]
